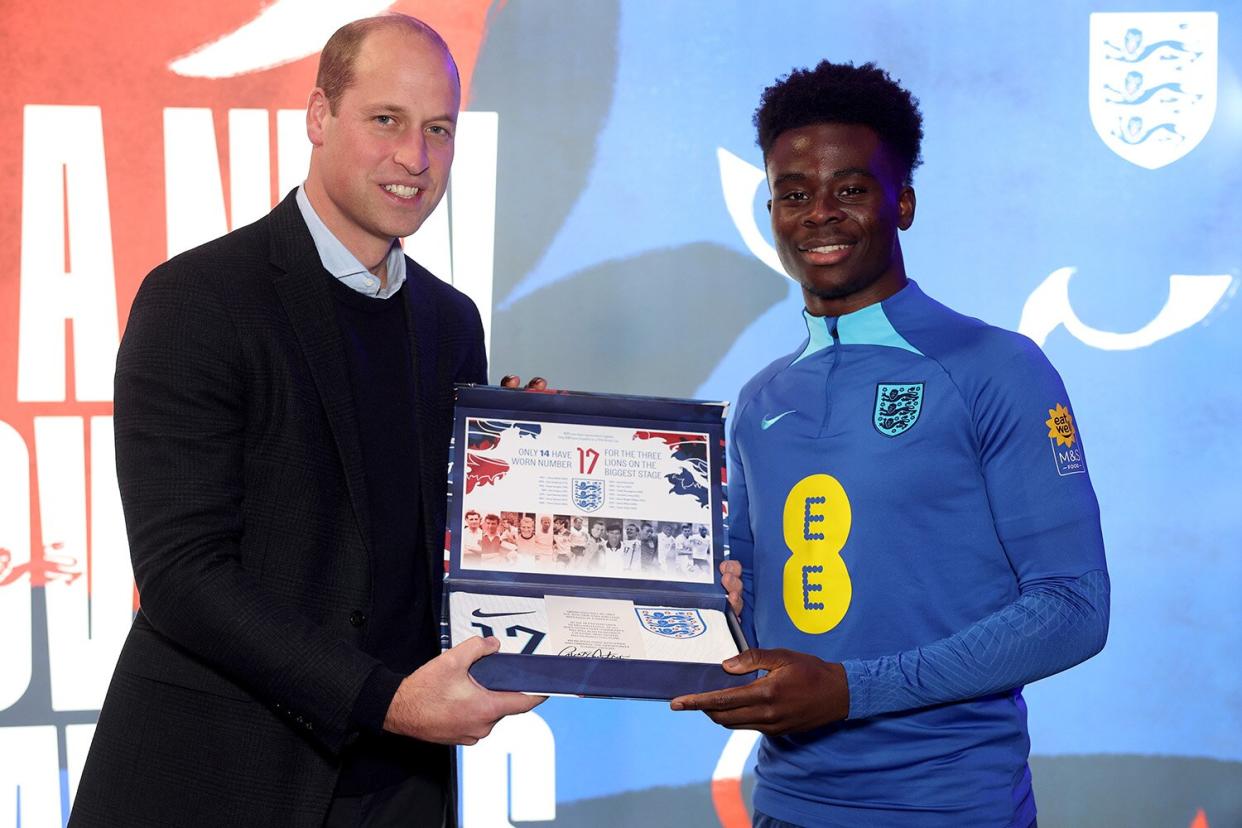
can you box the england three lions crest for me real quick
[572,478,605,512]
[1089,12,1217,170]
[635,608,706,639]
[874,383,923,437]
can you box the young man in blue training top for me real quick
[672,61,1109,828]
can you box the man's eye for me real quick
[375,115,394,125]
[780,191,809,201]
[428,124,454,138]
[840,185,866,197]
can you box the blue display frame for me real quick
[442,385,753,699]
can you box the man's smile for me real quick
[382,183,421,199]
[798,238,856,265]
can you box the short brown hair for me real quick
[316,14,458,113]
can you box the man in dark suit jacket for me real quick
[70,14,540,828]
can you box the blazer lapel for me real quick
[402,262,441,576]
[267,192,373,557]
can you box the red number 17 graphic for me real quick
[576,447,600,475]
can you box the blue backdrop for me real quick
[474,1,1240,825]
[0,1,1237,826]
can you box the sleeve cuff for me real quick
[350,664,406,735]
[842,659,870,720]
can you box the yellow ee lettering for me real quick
[803,496,826,540]
[782,474,852,634]
[802,564,824,610]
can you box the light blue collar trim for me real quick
[838,301,922,355]
[794,310,836,364]
[793,292,923,363]
[295,184,406,299]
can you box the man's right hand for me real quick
[383,636,545,745]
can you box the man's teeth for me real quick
[809,244,851,253]
[383,184,420,198]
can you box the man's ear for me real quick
[897,186,916,231]
[306,89,330,148]
[766,199,773,213]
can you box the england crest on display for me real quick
[873,383,924,437]
[1088,12,1217,170]
[636,608,706,639]
[572,478,605,512]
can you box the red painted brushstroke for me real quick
[711,777,751,828]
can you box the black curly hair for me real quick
[754,60,924,184]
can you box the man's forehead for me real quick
[347,28,460,94]
[767,122,886,166]
[356,24,451,65]
[767,123,909,190]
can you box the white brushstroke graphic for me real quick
[1019,267,1233,349]
[169,0,395,78]
[717,147,786,278]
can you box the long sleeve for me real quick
[844,567,1109,718]
[844,338,1111,718]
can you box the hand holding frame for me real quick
[669,648,848,736]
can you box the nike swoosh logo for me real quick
[761,410,797,430]
[471,609,536,618]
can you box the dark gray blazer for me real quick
[70,191,487,827]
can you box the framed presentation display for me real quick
[441,385,753,700]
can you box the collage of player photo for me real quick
[458,509,714,583]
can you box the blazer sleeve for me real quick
[460,295,488,385]
[114,262,383,755]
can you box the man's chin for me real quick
[802,278,866,302]
[379,203,441,241]
[385,217,431,240]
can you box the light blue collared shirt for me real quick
[295,185,406,299]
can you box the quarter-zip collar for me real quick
[794,281,924,364]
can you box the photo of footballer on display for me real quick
[460,509,713,583]
[456,414,719,584]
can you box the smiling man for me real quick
[672,61,1110,828]
[71,15,541,828]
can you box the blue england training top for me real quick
[729,280,1109,828]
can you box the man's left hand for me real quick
[719,560,743,616]
[499,375,548,391]
[669,648,849,736]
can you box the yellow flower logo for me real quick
[1045,403,1076,448]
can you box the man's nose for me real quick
[394,130,429,175]
[804,192,845,225]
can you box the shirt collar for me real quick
[795,280,923,363]
[295,184,407,299]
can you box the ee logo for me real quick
[782,474,852,633]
